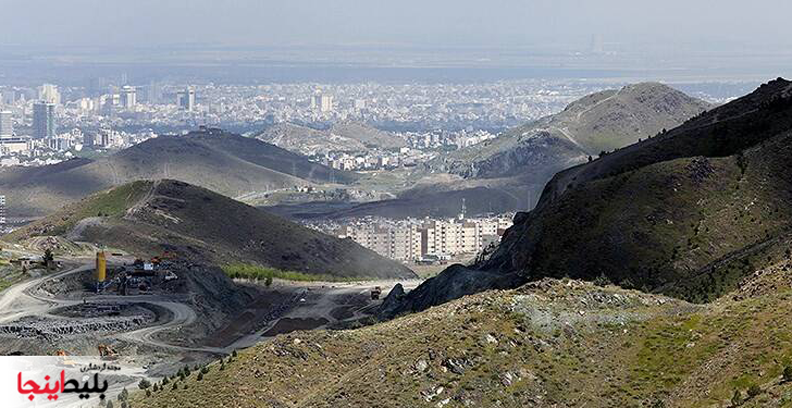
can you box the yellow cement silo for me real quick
[96,251,107,283]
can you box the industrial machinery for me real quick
[95,251,110,293]
[55,350,77,367]
[96,251,107,283]
[97,344,118,359]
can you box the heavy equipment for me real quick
[97,344,118,359]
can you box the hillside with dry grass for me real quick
[132,262,792,407]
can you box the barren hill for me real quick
[8,180,416,279]
[0,128,357,218]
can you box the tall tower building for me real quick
[177,86,196,111]
[120,86,137,109]
[147,82,163,104]
[33,102,57,139]
[0,111,13,138]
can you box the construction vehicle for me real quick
[55,350,77,367]
[370,286,382,300]
[97,344,118,360]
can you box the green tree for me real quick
[784,366,792,382]
[43,248,55,270]
[747,384,761,398]
[138,378,151,389]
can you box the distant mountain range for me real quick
[255,120,407,156]
[8,179,416,279]
[0,129,357,218]
[384,78,792,316]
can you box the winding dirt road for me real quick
[0,258,423,355]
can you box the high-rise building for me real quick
[120,86,137,109]
[0,111,13,138]
[147,82,163,104]
[177,86,196,111]
[37,84,61,105]
[321,95,333,112]
[310,93,334,113]
[33,102,57,139]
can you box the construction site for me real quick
[0,248,420,386]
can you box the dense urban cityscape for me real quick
[0,80,617,167]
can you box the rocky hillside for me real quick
[256,120,407,156]
[429,83,710,181]
[485,78,792,301]
[382,78,792,318]
[0,128,357,218]
[8,180,416,279]
[132,267,792,407]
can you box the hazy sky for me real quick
[2,0,791,51]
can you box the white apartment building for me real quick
[338,224,422,261]
[337,216,513,262]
